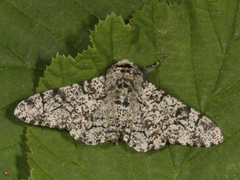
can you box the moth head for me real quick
[106,59,144,91]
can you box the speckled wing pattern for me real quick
[14,76,110,145]
[14,59,223,152]
[124,80,223,152]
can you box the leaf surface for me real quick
[30,1,240,179]
[1,0,240,179]
[0,0,146,179]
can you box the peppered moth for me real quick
[14,58,223,152]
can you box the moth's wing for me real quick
[124,80,223,152]
[123,95,168,152]
[123,97,165,152]
[14,76,109,145]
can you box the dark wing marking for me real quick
[124,80,223,152]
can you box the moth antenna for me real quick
[142,55,167,73]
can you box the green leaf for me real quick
[2,0,240,179]
[27,0,240,179]
[0,0,148,179]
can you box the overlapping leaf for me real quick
[1,0,240,179]
[0,0,148,179]
[29,0,240,179]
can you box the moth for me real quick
[14,57,223,152]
